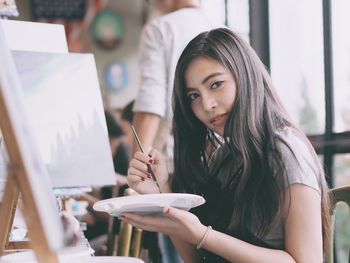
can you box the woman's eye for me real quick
[187,93,199,101]
[211,81,224,89]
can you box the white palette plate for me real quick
[90,257,144,263]
[0,247,92,263]
[0,251,144,263]
[93,193,205,217]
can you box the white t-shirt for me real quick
[133,7,220,123]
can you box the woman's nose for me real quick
[202,94,217,111]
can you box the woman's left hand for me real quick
[120,207,207,246]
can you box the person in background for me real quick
[126,28,330,262]
[133,0,220,156]
[132,1,220,261]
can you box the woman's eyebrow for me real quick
[185,72,225,92]
[201,72,224,85]
[185,87,196,93]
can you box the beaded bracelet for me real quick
[196,225,212,249]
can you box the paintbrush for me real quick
[131,125,161,193]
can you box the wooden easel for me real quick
[0,28,63,262]
[0,87,60,262]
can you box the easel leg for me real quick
[0,169,19,255]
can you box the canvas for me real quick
[1,19,68,53]
[0,20,65,250]
[11,50,116,188]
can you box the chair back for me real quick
[326,186,350,263]
[117,188,143,258]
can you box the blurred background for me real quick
[1,0,349,261]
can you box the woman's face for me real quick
[184,56,237,137]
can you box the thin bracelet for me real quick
[196,225,212,249]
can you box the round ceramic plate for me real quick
[0,247,92,262]
[93,193,205,217]
[90,257,144,263]
[0,251,144,263]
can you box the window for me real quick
[227,0,249,41]
[267,1,350,261]
[200,0,226,25]
[332,0,350,133]
[200,0,250,41]
[269,0,325,135]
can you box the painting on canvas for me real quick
[11,51,115,188]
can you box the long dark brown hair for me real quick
[172,28,330,251]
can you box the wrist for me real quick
[193,223,207,245]
[195,225,212,249]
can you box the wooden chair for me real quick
[326,186,350,263]
[107,188,143,258]
[114,188,143,258]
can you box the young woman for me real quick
[125,28,330,263]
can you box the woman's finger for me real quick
[163,207,187,222]
[127,167,152,185]
[128,159,153,180]
[128,167,149,181]
[147,148,163,162]
[134,151,153,164]
[129,158,149,174]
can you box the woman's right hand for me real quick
[127,148,170,194]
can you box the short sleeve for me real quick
[133,21,167,118]
[276,129,321,194]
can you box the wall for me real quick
[11,0,146,110]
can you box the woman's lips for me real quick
[210,113,227,125]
